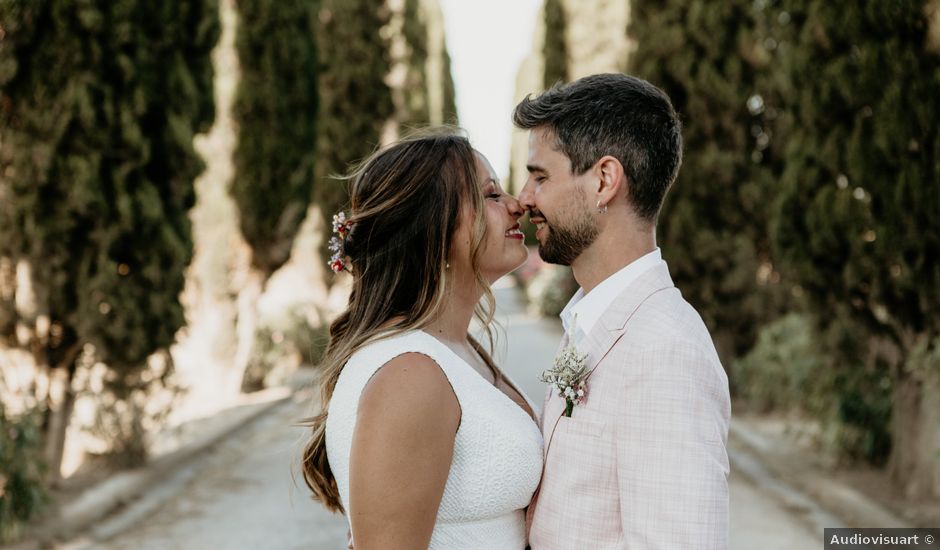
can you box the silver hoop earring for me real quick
[596,200,608,214]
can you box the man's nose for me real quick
[517,178,535,211]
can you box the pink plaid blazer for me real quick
[527,263,731,549]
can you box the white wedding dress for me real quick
[325,330,543,549]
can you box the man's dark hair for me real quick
[513,73,683,222]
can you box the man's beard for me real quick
[538,206,598,266]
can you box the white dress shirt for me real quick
[559,248,664,345]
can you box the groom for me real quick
[515,73,731,549]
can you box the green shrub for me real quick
[0,403,45,543]
[242,306,329,392]
[84,353,185,468]
[732,313,823,414]
[525,264,579,318]
[734,312,894,464]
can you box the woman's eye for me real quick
[487,192,502,200]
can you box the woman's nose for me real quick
[504,194,524,219]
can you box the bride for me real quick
[301,130,543,549]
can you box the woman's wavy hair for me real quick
[300,128,500,513]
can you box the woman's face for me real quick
[450,152,527,284]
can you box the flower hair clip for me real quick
[328,211,354,273]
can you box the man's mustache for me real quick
[525,209,546,223]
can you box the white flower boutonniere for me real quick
[540,334,589,418]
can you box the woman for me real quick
[301,130,543,549]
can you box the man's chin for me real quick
[537,243,573,266]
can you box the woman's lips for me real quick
[505,224,524,239]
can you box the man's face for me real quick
[518,127,598,266]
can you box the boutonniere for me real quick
[540,323,589,417]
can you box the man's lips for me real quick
[527,215,547,234]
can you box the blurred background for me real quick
[0,0,938,547]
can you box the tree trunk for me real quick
[926,0,940,54]
[889,370,940,498]
[234,268,265,391]
[42,359,77,485]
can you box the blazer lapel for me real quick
[541,263,676,455]
[580,263,676,376]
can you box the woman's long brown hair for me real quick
[300,129,500,514]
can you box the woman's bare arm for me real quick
[348,353,460,550]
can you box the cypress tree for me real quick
[231,0,319,277]
[390,0,456,130]
[629,0,787,363]
[401,0,431,125]
[314,0,394,263]
[229,0,319,391]
[767,0,940,495]
[0,0,219,474]
[441,43,457,124]
[542,0,569,88]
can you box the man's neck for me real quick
[571,231,656,294]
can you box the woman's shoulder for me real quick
[359,351,459,416]
[337,330,448,391]
[346,329,442,367]
[335,333,461,431]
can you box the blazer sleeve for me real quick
[614,340,731,549]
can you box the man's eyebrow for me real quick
[526,164,547,174]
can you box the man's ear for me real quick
[593,155,626,208]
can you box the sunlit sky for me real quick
[439,0,543,181]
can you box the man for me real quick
[515,73,731,549]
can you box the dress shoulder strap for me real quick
[337,330,460,403]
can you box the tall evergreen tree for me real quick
[314,0,394,264]
[542,0,569,88]
[229,0,319,390]
[0,0,219,474]
[628,0,787,364]
[231,0,319,277]
[441,42,457,124]
[393,0,456,129]
[767,0,940,496]
[401,0,431,125]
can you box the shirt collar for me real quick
[559,248,664,342]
